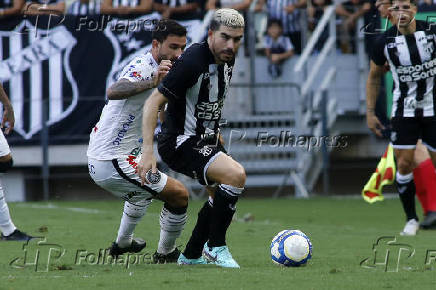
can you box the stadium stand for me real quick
[0,1,399,201]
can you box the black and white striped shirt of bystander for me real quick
[266,0,301,34]
[111,0,139,7]
[370,20,436,118]
[158,41,234,145]
[67,0,101,15]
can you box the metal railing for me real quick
[292,4,337,197]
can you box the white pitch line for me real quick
[16,203,105,214]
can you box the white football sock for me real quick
[157,205,187,255]
[0,179,16,236]
[116,199,151,248]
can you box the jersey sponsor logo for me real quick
[129,71,142,80]
[0,21,78,139]
[397,59,436,82]
[112,114,135,145]
[126,154,138,169]
[195,100,224,121]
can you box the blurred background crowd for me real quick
[1,0,436,56]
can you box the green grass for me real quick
[1,198,436,290]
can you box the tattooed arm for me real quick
[107,60,172,100]
[106,78,156,100]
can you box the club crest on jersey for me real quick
[0,21,78,139]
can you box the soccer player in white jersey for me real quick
[87,19,189,263]
[0,84,33,241]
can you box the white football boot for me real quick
[400,219,419,236]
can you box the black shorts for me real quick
[390,117,436,151]
[157,134,227,186]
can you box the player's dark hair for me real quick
[267,19,283,29]
[390,0,417,5]
[152,19,187,43]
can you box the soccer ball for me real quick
[270,229,312,267]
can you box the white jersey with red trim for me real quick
[87,52,158,160]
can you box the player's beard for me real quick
[220,49,235,63]
[158,53,177,64]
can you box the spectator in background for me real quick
[308,0,332,53]
[336,0,371,53]
[264,19,294,78]
[418,0,436,11]
[101,0,153,15]
[66,0,102,14]
[206,0,252,11]
[0,0,25,17]
[255,0,307,54]
[153,0,202,21]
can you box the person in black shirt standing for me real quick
[367,0,436,233]
[138,8,245,268]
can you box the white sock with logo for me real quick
[0,179,16,236]
[157,204,187,255]
[116,199,151,248]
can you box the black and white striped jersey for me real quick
[67,0,101,15]
[158,41,234,145]
[266,0,301,34]
[111,0,139,7]
[371,20,436,118]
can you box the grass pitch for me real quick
[1,197,435,290]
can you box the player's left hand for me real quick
[1,105,14,134]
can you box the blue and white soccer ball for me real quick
[270,229,312,267]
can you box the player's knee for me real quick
[226,164,246,188]
[0,158,13,173]
[168,181,189,208]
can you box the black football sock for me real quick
[183,199,212,259]
[396,172,418,221]
[208,184,243,248]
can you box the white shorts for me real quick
[88,154,168,203]
[0,130,11,157]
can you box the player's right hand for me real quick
[137,151,157,185]
[366,112,385,137]
[154,60,172,86]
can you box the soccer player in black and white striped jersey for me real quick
[367,0,436,231]
[138,9,245,268]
